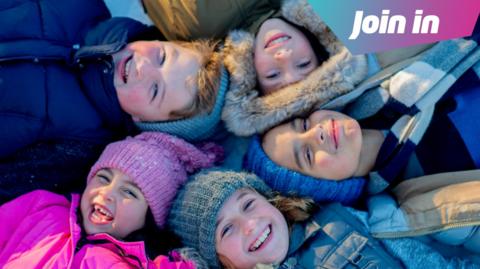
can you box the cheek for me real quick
[313,153,354,179]
[117,90,144,113]
[217,236,242,262]
[314,152,336,168]
[253,51,271,73]
[79,195,90,218]
[119,205,147,232]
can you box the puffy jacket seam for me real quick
[36,1,46,38]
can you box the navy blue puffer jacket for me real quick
[0,0,145,158]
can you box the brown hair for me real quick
[218,254,237,269]
[170,39,223,119]
[269,194,317,228]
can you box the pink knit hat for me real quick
[87,132,223,228]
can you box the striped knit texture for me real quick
[135,67,229,142]
[168,169,272,269]
[87,132,220,228]
[244,135,366,205]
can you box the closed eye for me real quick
[243,199,254,211]
[305,146,312,167]
[297,60,311,69]
[302,118,309,132]
[158,49,166,66]
[123,188,138,199]
[265,71,279,79]
[221,224,233,238]
[150,83,158,103]
[97,174,110,184]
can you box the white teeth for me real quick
[250,226,271,251]
[269,36,290,46]
[94,205,112,218]
[124,57,132,83]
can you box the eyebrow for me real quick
[290,120,304,171]
[125,181,141,191]
[236,191,249,202]
[100,168,142,190]
[99,168,114,176]
[172,47,179,64]
[215,191,249,229]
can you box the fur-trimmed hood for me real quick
[221,0,368,136]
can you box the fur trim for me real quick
[221,0,368,136]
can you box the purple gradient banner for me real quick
[309,0,479,54]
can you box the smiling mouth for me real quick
[122,55,133,84]
[90,204,114,224]
[331,119,338,149]
[265,34,291,49]
[249,225,272,252]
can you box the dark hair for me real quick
[124,209,182,259]
[279,17,329,65]
[130,25,166,41]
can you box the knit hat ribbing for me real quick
[87,132,222,228]
[168,169,272,269]
[244,135,366,205]
[135,67,229,142]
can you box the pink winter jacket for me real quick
[0,190,195,269]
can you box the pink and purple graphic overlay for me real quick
[309,0,479,54]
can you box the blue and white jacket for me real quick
[323,35,480,194]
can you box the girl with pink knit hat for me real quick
[0,132,221,268]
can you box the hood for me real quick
[221,0,368,136]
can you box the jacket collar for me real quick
[86,233,149,268]
[286,214,322,256]
[71,194,149,268]
[72,18,148,135]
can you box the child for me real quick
[221,0,371,136]
[0,0,227,196]
[0,132,221,268]
[1,0,226,159]
[220,0,432,136]
[168,169,479,269]
[143,0,374,136]
[244,36,480,204]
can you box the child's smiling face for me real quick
[215,188,289,269]
[254,18,319,95]
[112,40,201,122]
[81,168,148,239]
[262,109,363,180]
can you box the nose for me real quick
[242,218,257,236]
[99,185,115,203]
[274,48,292,61]
[305,124,325,146]
[136,55,159,81]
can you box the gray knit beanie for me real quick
[168,169,272,269]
